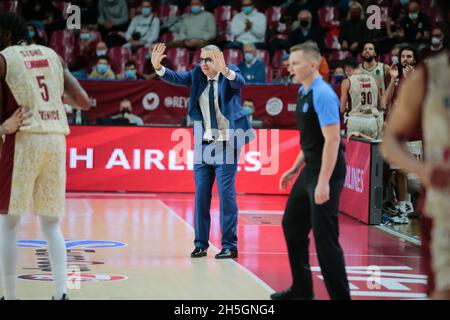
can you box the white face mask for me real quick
[409,12,419,20]
[431,37,442,46]
[391,56,399,65]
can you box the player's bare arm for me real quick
[381,65,449,188]
[60,56,90,111]
[339,79,350,114]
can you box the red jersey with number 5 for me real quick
[0,44,69,135]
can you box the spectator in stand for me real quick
[420,27,445,60]
[124,1,160,53]
[331,66,345,86]
[26,23,45,45]
[398,0,431,49]
[229,0,267,49]
[88,56,116,80]
[169,0,216,49]
[285,0,323,27]
[387,0,410,39]
[273,53,292,84]
[237,43,266,83]
[72,26,100,79]
[98,0,129,40]
[75,0,100,26]
[288,10,325,54]
[95,41,109,58]
[118,60,146,80]
[111,99,145,125]
[339,1,374,56]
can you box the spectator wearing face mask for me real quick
[237,43,266,83]
[124,1,160,53]
[26,23,45,45]
[288,10,325,54]
[118,60,146,80]
[420,27,445,60]
[229,0,267,49]
[398,0,431,47]
[339,1,374,56]
[169,0,216,49]
[273,53,292,84]
[88,56,116,80]
[98,0,129,35]
[72,26,100,79]
[111,99,145,125]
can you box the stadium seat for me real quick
[271,49,287,69]
[159,31,177,43]
[52,1,71,19]
[158,4,180,20]
[108,47,132,75]
[265,6,283,30]
[256,49,270,66]
[327,50,352,63]
[191,48,202,66]
[214,6,233,42]
[223,49,243,65]
[265,65,273,83]
[166,47,190,69]
[49,30,76,67]
[318,6,340,29]
[135,47,150,74]
[0,0,20,13]
[324,33,341,51]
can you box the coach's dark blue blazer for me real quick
[158,64,255,146]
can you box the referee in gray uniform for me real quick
[271,42,350,300]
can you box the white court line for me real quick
[238,252,422,259]
[158,200,276,295]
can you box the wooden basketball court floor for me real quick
[0,192,428,300]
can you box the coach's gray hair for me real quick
[201,44,221,51]
[290,41,321,63]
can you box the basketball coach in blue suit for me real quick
[151,43,255,259]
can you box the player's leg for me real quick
[0,214,21,300]
[38,215,67,300]
[430,222,450,300]
[33,134,67,299]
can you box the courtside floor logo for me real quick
[18,240,127,283]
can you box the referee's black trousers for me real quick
[282,168,351,300]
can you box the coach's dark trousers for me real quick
[282,167,351,300]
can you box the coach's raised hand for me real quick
[211,50,228,75]
[151,43,167,71]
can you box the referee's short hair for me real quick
[290,41,321,64]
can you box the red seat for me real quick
[265,65,273,83]
[328,50,352,63]
[158,4,180,20]
[107,47,132,75]
[191,48,202,65]
[382,53,392,65]
[52,1,71,19]
[159,31,177,43]
[222,49,243,65]
[49,30,76,67]
[0,1,20,13]
[318,6,340,29]
[214,6,232,42]
[134,47,150,74]
[256,49,270,66]
[166,48,190,70]
[271,49,287,69]
[324,33,341,51]
[265,6,283,30]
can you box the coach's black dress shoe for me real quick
[190,247,207,258]
[270,287,315,300]
[215,248,238,259]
